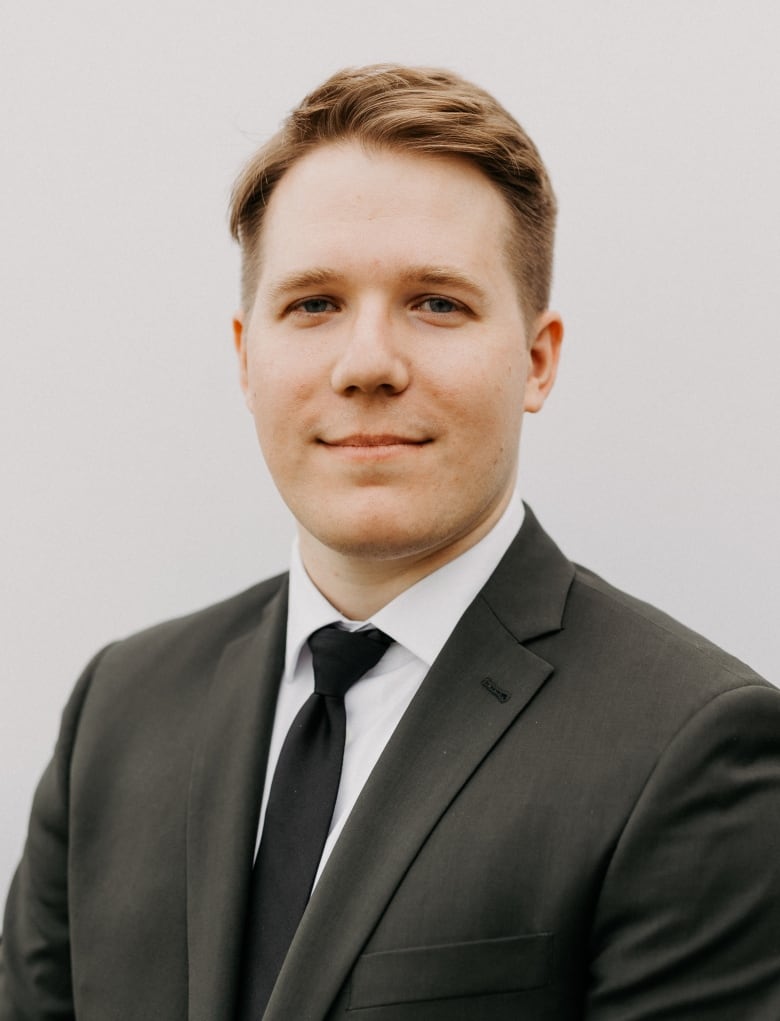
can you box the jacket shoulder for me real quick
[566,562,771,693]
[103,573,287,665]
[74,573,289,723]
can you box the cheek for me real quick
[468,381,525,472]
[452,361,525,433]
[248,392,325,485]
[246,352,310,425]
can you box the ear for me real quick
[233,312,250,399]
[523,311,563,414]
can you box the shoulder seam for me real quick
[571,568,761,686]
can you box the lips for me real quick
[322,434,429,447]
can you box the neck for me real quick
[297,498,512,620]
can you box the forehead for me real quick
[254,142,517,295]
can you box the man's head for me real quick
[230,66,562,612]
[230,64,557,327]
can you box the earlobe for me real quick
[523,311,563,414]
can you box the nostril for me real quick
[330,350,410,396]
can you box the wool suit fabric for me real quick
[2,507,779,1019]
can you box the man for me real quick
[2,64,779,1021]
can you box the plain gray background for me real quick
[1,1,778,893]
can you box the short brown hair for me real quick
[229,64,557,321]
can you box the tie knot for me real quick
[307,625,392,699]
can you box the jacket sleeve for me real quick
[0,650,107,1021]
[585,682,780,1019]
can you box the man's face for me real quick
[235,142,560,571]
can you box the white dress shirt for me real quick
[256,491,525,887]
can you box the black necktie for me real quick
[237,624,392,1019]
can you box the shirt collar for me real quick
[284,491,524,680]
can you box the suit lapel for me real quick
[264,508,575,1020]
[186,579,288,1021]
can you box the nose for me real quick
[330,306,410,396]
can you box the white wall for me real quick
[2,0,778,892]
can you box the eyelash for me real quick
[289,297,338,315]
[414,296,463,315]
[287,295,467,317]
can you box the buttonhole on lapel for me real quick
[481,677,510,703]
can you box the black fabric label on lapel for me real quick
[481,677,510,703]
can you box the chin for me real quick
[315,526,438,562]
[302,507,448,562]
[302,499,489,565]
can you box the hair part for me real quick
[229,64,557,324]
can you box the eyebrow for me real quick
[265,264,489,306]
[400,266,489,304]
[266,268,345,305]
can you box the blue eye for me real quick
[420,297,460,314]
[295,298,335,314]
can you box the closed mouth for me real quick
[320,435,431,447]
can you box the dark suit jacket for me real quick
[2,508,780,1020]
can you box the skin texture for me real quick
[234,142,562,618]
